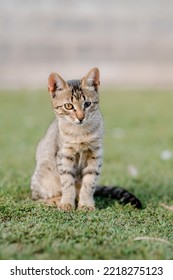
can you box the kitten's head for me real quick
[48,68,100,125]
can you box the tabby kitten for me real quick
[30,68,142,210]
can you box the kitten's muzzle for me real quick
[76,109,85,122]
[75,119,84,125]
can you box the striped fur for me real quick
[94,186,142,209]
[30,68,142,210]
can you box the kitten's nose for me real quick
[76,110,85,123]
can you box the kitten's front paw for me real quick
[78,204,95,211]
[58,203,74,211]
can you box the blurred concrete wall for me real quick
[0,0,173,88]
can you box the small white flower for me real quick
[160,150,172,160]
[128,165,138,178]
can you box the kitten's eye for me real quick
[84,102,91,109]
[64,103,74,110]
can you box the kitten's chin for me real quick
[74,120,85,125]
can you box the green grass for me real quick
[1,88,173,260]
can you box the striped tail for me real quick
[94,186,142,209]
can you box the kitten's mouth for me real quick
[75,119,85,125]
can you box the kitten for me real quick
[30,68,142,210]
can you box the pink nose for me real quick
[76,110,85,122]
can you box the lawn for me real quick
[0,88,173,260]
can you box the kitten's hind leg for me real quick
[30,161,61,203]
[37,195,61,207]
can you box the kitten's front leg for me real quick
[78,149,102,210]
[57,149,76,211]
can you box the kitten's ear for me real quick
[81,68,100,91]
[48,72,68,97]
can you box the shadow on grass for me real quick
[95,196,146,210]
[95,196,116,210]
